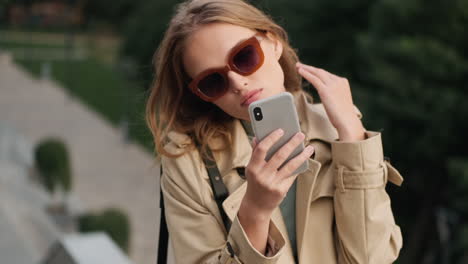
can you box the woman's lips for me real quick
[241,88,263,106]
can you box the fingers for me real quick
[296,62,345,94]
[297,67,326,93]
[250,129,284,165]
[278,145,314,179]
[265,132,305,172]
[296,62,327,93]
[296,62,336,83]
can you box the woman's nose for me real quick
[227,71,249,93]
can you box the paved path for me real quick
[0,53,173,264]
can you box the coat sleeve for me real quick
[330,131,403,264]
[160,159,286,264]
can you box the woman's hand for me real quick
[237,129,314,255]
[296,62,366,142]
[239,129,314,220]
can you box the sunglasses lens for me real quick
[198,72,227,98]
[233,44,260,74]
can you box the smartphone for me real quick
[248,92,308,175]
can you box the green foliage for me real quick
[78,208,131,253]
[17,58,127,124]
[34,138,72,193]
[82,0,144,31]
[447,158,468,211]
[121,0,182,87]
[446,158,468,262]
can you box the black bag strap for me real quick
[200,146,232,231]
[194,140,236,257]
[157,166,169,264]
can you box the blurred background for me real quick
[0,0,467,263]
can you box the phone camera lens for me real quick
[253,107,263,121]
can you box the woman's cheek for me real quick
[262,57,285,92]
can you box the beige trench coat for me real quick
[160,92,404,264]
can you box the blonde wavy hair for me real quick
[146,0,307,160]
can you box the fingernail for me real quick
[296,132,305,139]
[277,129,284,135]
[305,145,314,153]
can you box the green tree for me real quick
[82,0,144,31]
[34,138,72,194]
[121,0,182,88]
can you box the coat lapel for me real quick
[210,119,252,176]
[222,181,247,221]
[293,92,338,259]
[295,158,321,258]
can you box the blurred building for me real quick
[42,233,133,264]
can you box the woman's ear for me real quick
[265,32,283,61]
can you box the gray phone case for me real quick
[248,92,308,175]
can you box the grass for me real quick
[1,29,121,63]
[1,30,153,152]
[15,58,153,151]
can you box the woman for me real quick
[146,0,404,263]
